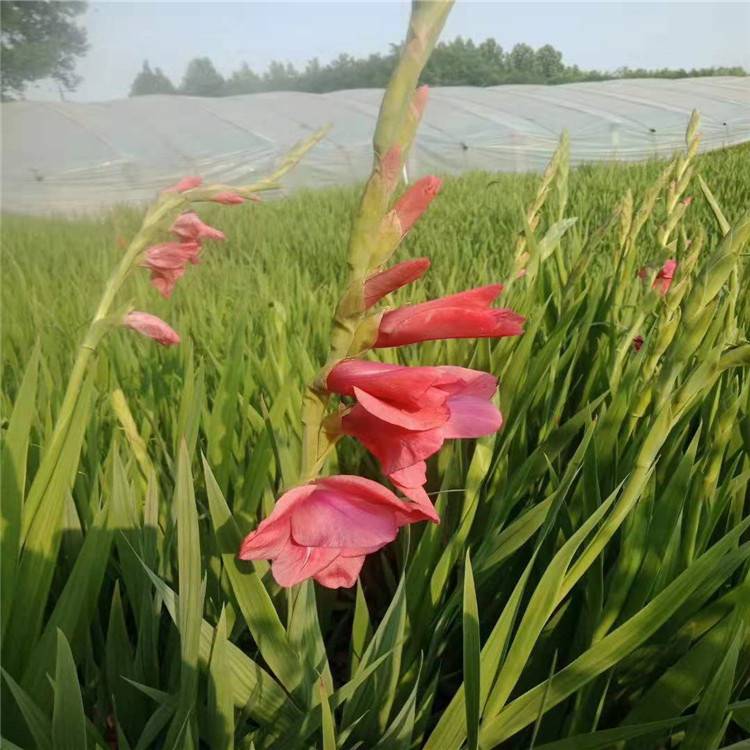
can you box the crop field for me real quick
[2,36,750,750]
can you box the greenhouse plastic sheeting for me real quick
[2,76,749,214]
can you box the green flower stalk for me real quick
[20,130,327,538]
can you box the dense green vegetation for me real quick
[2,136,750,749]
[130,36,747,97]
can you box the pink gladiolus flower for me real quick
[165,175,203,193]
[328,360,502,510]
[238,475,435,588]
[142,241,201,299]
[633,335,644,352]
[653,259,677,295]
[171,212,226,242]
[682,196,693,207]
[364,258,431,308]
[124,312,180,346]
[212,191,245,205]
[374,284,525,348]
[393,176,442,235]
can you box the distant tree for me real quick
[180,57,224,96]
[139,35,747,99]
[223,62,262,95]
[263,60,298,91]
[129,60,175,96]
[534,44,564,80]
[1,0,88,100]
[508,43,537,76]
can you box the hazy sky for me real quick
[26,1,750,102]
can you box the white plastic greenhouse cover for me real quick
[2,76,749,215]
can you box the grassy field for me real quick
[2,132,750,750]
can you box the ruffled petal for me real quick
[353,386,449,431]
[442,395,503,439]
[314,554,366,589]
[290,490,398,548]
[271,545,339,587]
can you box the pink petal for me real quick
[314,554,366,589]
[389,462,427,488]
[315,475,415,512]
[238,518,291,559]
[150,267,185,299]
[409,284,505,312]
[124,312,180,346]
[391,482,440,524]
[342,406,445,474]
[144,241,201,269]
[271,545,339,587]
[442,395,503,439]
[290,490,398,548]
[327,359,442,410]
[433,367,498,398]
[237,483,319,560]
[353,385,449,431]
[171,212,225,242]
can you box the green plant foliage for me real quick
[1,123,749,748]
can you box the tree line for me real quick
[130,37,746,97]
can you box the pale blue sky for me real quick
[27,1,750,102]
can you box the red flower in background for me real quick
[653,259,677,295]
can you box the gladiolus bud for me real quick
[374,284,525,348]
[653,259,677,295]
[165,176,203,193]
[364,258,430,308]
[393,176,442,235]
[212,191,245,205]
[124,312,180,346]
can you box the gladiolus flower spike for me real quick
[238,38,526,591]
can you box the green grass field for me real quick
[2,132,750,750]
